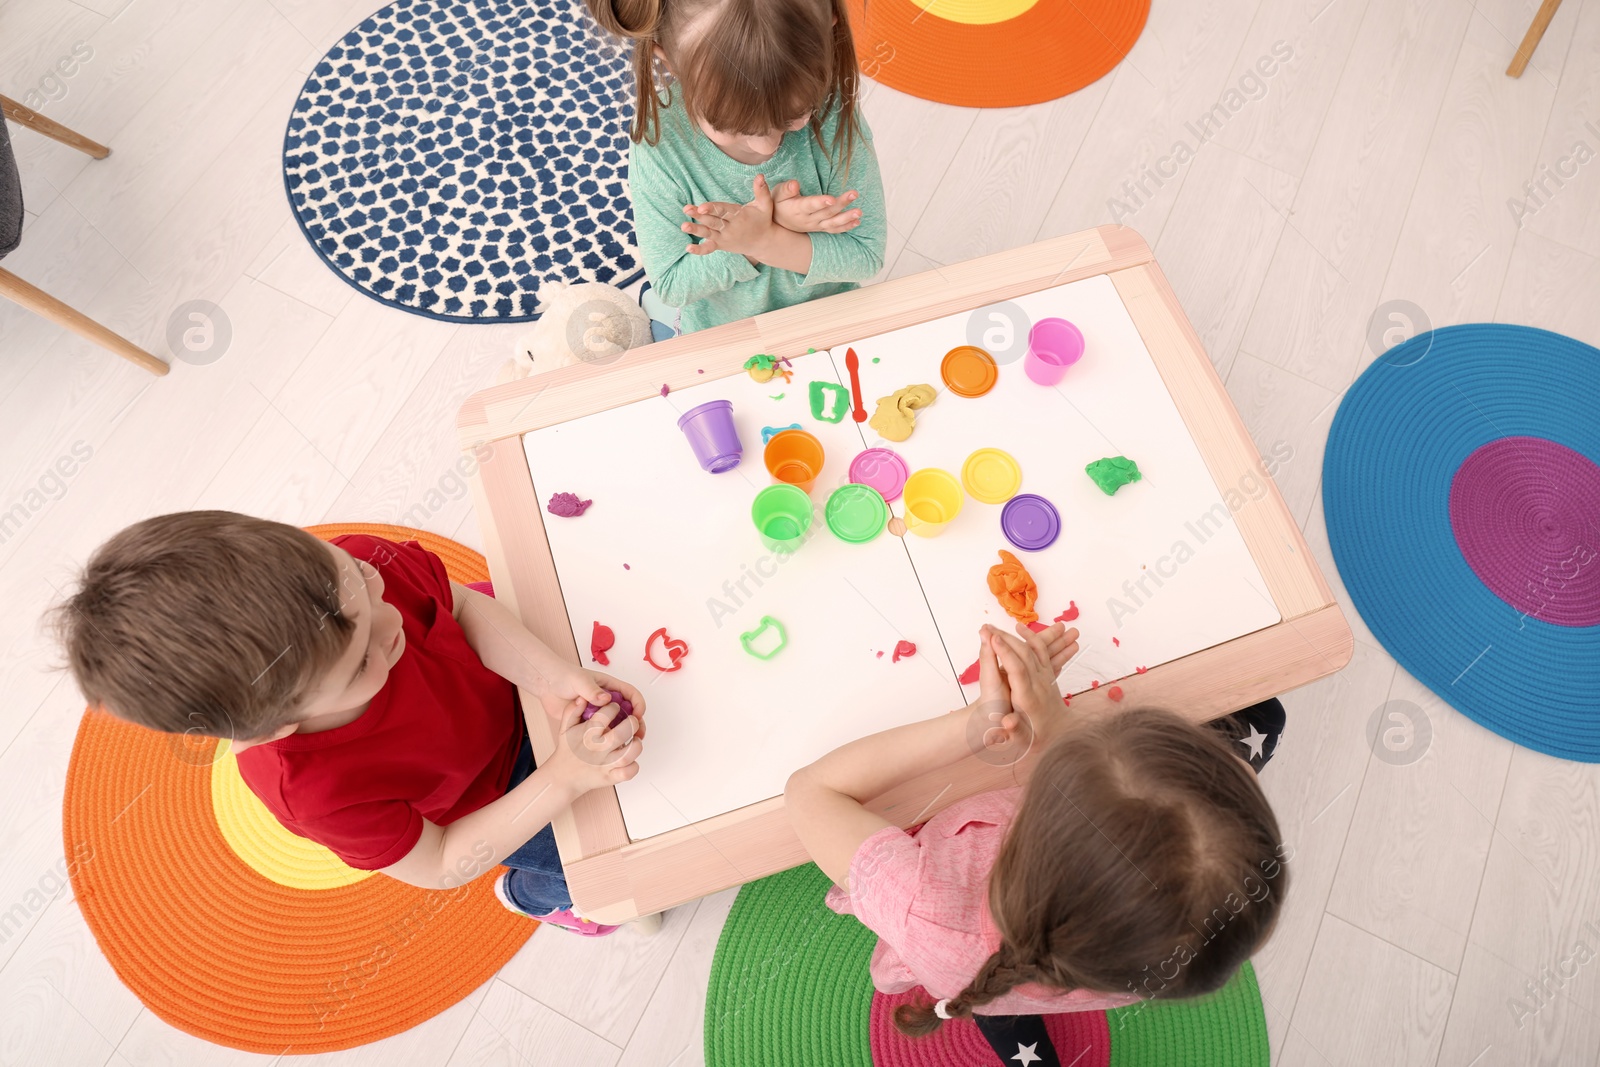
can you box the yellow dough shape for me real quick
[868,384,937,442]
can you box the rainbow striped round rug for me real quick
[62,525,535,1053]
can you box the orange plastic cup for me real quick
[764,429,826,494]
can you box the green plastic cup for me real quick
[824,484,888,544]
[752,484,814,552]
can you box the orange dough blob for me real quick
[987,549,1039,624]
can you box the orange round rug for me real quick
[62,524,536,1054]
[848,0,1149,108]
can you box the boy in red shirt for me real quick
[53,511,644,936]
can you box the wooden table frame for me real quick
[459,225,1353,922]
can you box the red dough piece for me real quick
[892,640,917,663]
[659,383,671,397]
[958,658,981,685]
[1062,695,1071,707]
[1091,680,1100,689]
[1054,602,1079,623]
[644,627,689,672]
[876,650,885,659]
[1108,686,1124,702]
[1026,621,1049,633]
[590,621,615,666]
[1112,636,1120,647]
[1136,666,1148,674]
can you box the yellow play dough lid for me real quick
[961,448,1022,504]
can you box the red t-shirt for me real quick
[236,535,523,870]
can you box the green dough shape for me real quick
[740,616,788,660]
[744,353,780,371]
[809,380,850,423]
[1086,456,1143,495]
[769,393,786,400]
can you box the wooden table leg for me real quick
[1507,0,1564,78]
[0,94,110,159]
[0,267,168,376]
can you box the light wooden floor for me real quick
[1,0,1598,1063]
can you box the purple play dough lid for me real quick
[849,448,910,502]
[1001,494,1061,551]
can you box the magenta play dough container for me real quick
[678,399,743,473]
[1025,318,1085,386]
[848,447,910,502]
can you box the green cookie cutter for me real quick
[739,616,789,660]
[809,380,850,423]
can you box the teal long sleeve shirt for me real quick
[627,93,887,334]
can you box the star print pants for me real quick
[973,1013,1062,1065]
[971,699,1285,1066]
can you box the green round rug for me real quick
[1105,960,1270,1067]
[706,864,1271,1066]
[705,863,876,1067]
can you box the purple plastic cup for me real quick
[1025,318,1085,386]
[678,399,743,473]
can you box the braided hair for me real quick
[895,707,1289,1035]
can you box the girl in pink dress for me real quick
[787,621,1289,1064]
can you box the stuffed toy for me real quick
[499,281,654,383]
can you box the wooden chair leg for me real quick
[0,94,110,159]
[0,266,168,375]
[1507,0,1564,78]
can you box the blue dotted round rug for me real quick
[283,0,642,322]
[1324,324,1600,761]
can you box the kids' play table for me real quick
[459,225,1352,922]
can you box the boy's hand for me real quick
[986,622,1078,726]
[682,174,783,260]
[537,666,646,741]
[548,696,643,790]
[771,179,862,234]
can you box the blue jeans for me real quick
[498,726,574,915]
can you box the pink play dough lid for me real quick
[848,448,910,502]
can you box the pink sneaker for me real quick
[494,873,619,937]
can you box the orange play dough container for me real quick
[941,346,999,398]
[764,429,826,493]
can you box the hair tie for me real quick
[933,999,953,1020]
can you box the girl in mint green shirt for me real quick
[589,0,886,334]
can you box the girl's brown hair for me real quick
[51,511,356,741]
[587,0,860,166]
[896,708,1288,1035]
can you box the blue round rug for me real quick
[1324,324,1600,761]
[282,0,642,322]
